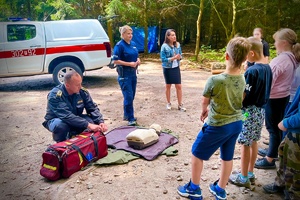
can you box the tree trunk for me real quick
[26,0,31,19]
[143,0,148,54]
[158,17,162,47]
[194,0,204,61]
[144,25,148,54]
[229,0,236,39]
[264,0,267,27]
[207,3,214,46]
[277,0,281,29]
[107,19,113,47]
[210,0,229,40]
[182,24,185,44]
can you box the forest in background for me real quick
[1,0,299,59]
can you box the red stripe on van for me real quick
[46,44,106,54]
[0,48,45,59]
[0,44,106,59]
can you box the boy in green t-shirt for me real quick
[177,37,251,200]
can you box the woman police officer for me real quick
[113,25,141,126]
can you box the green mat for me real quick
[94,146,178,165]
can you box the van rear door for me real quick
[4,22,45,74]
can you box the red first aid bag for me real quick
[40,131,108,181]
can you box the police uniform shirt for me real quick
[113,39,139,75]
[243,63,273,108]
[44,84,104,129]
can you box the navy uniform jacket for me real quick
[44,84,104,129]
[113,39,139,77]
[113,39,139,63]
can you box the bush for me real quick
[269,44,277,59]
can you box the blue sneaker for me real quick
[254,157,276,169]
[209,180,227,200]
[229,173,251,188]
[248,173,256,185]
[177,181,202,199]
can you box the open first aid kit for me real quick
[40,131,108,181]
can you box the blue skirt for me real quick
[163,67,181,84]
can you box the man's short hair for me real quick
[64,71,80,84]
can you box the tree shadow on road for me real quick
[82,75,118,89]
[0,75,118,92]
[0,76,55,92]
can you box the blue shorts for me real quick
[192,121,242,161]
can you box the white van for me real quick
[0,19,113,84]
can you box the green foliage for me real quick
[105,0,126,18]
[1,0,299,56]
[185,44,278,70]
[269,44,277,60]
[193,44,277,64]
[185,45,226,68]
[199,45,225,62]
[0,0,11,21]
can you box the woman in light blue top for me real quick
[160,29,185,111]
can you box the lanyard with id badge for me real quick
[172,47,179,68]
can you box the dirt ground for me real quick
[0,56,283,200]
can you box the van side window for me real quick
[7,25,36,42]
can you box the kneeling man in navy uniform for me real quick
[43,71,108,142]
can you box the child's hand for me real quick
[278,121,287,131]
[200,108,208,122]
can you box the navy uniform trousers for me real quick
[118,71,137,122]
[45,115,93,142]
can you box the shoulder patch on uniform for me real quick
[56,90,62,98]
[81,87,89,94]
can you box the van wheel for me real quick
[53,62,83,85]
